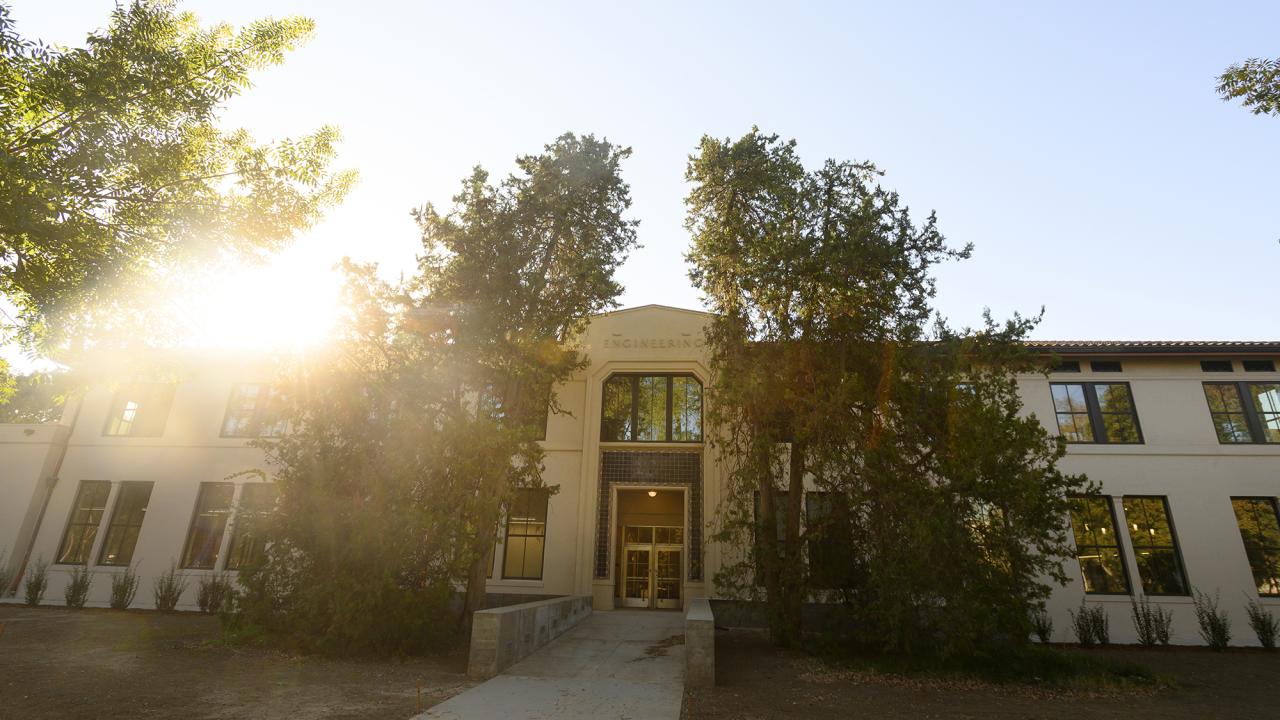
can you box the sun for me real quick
[175,245,341,352]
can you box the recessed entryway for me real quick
[616,489,685,608]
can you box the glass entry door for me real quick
[621,525,683,608]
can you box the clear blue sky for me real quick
[11,1,1280,342]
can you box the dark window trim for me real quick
[1068,494,1133,596]
[1230,496,1280,597]
[54,480,111,566]
[1202,381,1278,445]
[1243,360,1277,373]
[96,481,154,567]
[1200,360,1234,373]
[501,489,549,581]
[600,373,703,444]
[1090,361,1123,373]
[1050,381,1144,444]
[1120,494,1191,597]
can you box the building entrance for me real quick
[621,525,683,608]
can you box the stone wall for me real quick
[466,595,593,679]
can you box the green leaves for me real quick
[1218,57,1280,117]
[0,1,352,351]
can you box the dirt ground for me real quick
[0,606,473,719]
[683,628,1280,719]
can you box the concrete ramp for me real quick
[418,610,685,719]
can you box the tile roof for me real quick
[1023,340,1280,355]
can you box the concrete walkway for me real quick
[418,610,686,720]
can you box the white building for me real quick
[1,305,1277,645]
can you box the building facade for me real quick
[1,305,1278,645]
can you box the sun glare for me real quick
[176,249,341,352]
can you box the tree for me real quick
[686,129,1088,656]
[1218,56,1280,116]
[0,1,353,354]
[414,132,639,633]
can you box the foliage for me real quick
[152,561,187,611]
[687,128,1089,656]
[1130,596,1173,646]
[1192,589,1231,650]
[1244,599,1278,650]
[196,571,232,613]
[63,565,93,608]
[1217,57,1280,116]
[232,133,639,653]
[0,547,12,598]
[1030,607,1054,643]
[23,557,48,606]
[0,372,67,423]
[109,566,141,609]
[1069,603,1109,646]
[0,1,354,353]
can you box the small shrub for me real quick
[1070,603,1109,646]
[1245,599,1278,650]
[197,572,232,614]
[64,565,93,609]
[23,558,49,606]
[1030,607,1054,643]
[1130,596,1173,646]
[1193,588,1231,650]
[153,561,188,612]
[109,566,141,609]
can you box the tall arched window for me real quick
[600,374,702,442]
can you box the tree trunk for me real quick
[781,440,806,645]
[460,530,493,641]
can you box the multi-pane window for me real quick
[1067,496,1129,594]
[221,384,287,438]
[600,374,703,442]
[97,482,153,566]
[1050,383,1142,443]
[56,481,111,565]
[1122,496,1189,596]
[181,483,235,569]
[1231,497,1280,596]
[805,492,852,588]
[1203,382,1280,444]
[502,489,548,580]
[103,383,175,437]
[225,484,278,570]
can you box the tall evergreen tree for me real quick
[686,129,1088,655]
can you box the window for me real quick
[1203,382,1280,444]
[97,482,153,566]
[56,481,111,565]
[104,383,175,437]
[1200,360,1233,372]
[1052,361,1081,373]
[221,384,287,438]
[805,492,851,588]
[1067,496,1129,594]
[1231,498,1280,596]
[502,489,548,580]
[1244,360,1276,373]
[599,374,702,443]
[1122,496,1188,596]
[225,484,278,570]
[1090,361,1123,373]
[181,483,235,569]
[1050,383,1142,443]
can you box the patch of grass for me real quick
[811,641,1158,691]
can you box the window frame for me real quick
[1121,495,1191,597]
[55,480,112,566]
[1050,381,1144,444]
[224,483,278,571]
[180,482,236,570]
[96,481,154,567]
[599,373,703,444]
[1067,495,1132,596]
[501,488,549,581]
[1230,496,1280,597]
[219,383,287,439]
[1202,381,1280,444]
[102,383,175,437]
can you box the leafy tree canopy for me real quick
[1218,56,1280,116]
[0,1,354,353]
[687,128,1089,656]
